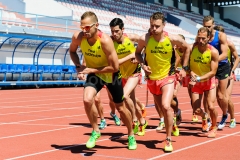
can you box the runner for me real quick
[189,27,219,137]
[81,58,121,130]
[109,18,148,136]
[212,25,239,128]
[135,12,190,152]
[203,16,230,130]
[69,11,137,150]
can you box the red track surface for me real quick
[1,82,240,160]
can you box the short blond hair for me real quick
[203,15,214,23]
[81,11,98,23]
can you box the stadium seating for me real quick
[0,64,77,82]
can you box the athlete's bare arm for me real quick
[135,33,147,66]
[197,47,219,81]
[69,31,83,69]
[174,48,181,69]
[228,40,240,72]
[135,33,152,75]
[80,33,119,74]
[218,32,228,62]
[168,34,191,67]
[118,53,135,65]
[117,33,140,65]
[127,33,140,43]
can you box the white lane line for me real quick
[147,131,240,160]
[0,126,79,140]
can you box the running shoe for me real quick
[128,135,137,150]
[110,112,121,126]
[192,114,198,122]
[86,130,101,149]
[207,121,212,132]
[229,119,236,128]
[218,114,228,130]
[164,138,173,152]
[138,120,148,136]
[202,119,208,132]
[156,122,165,132]
[133,121,139,134]
[172,117,179,136]
[208,126,217,138]
[99,119,107,130]
[141,103,147,118]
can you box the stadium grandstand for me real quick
[0,0,240,88]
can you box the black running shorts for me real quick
[84,72,124,103]
[215,62,230,80]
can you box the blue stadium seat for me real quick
[15,64,23,81]
[0,64,7,82]
[43,65,50,73]
[22,64,31,73]
[37,65,44,81]
[49,65,62,80]
[6,64,22,81]
[63,65,75,80]
[29,65,43,81]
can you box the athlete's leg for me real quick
[84,86,99,132]
[191,92,208,132]
[107,75,136,150]
[204,87,218,137]
[123,76,147,135]
[136,98,147,118]
[204,87,218,128]
[189,84,198,122]
[95,91,107,130]
[130,91,145,125]
[95,91,104,119]
[203,95,212,128]
[106,89,116,114]
[83,74,104,149]
[171,81,180,113]
[227,78,236,128]
[123,76,139,123]
[217,78,229,129]
[153,82,174,141]
[171,81,181,125]
[106,89,121,126]
[155,99,165,131]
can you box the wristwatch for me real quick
[196,76,201,82]
[182,66,189,71]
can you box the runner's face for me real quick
[80,17,98,38]
[110,25,123,41]
[150,19,165,35]
[203,20,214,33]
[197,31,209,47]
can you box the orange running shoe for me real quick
[141,103,147,118]
[202,119,208,132]
[208,126,217,138]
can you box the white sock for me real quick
[160,117,164,122]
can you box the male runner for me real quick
[69,11,137,150]
[189,27,219,137]
[212,25,239,128]
[109,18,148,136]
[203,16,229,130]
[81,58,121,130]
[135,12,190,152]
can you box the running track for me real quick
[1,82,240,160]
